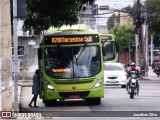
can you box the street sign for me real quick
[12,46,24,55]
[18,46,24,55]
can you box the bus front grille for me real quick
[58,91,90,98]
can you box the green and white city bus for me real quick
[38,25,104,106]
[100,34,118,63]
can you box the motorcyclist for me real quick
[127,62,140,77]
[126,62,140,94]
[153,61,160,77]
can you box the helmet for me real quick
[130,62,135,67]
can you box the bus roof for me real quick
[44,30,99,36]
[44,24,99,36]
[100,33,114,36]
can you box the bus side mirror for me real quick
[38,48,42,60]
[116,42,119,53]
[102,46,105,56]
[101,41,105,56]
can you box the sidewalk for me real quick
[142,67,160,80]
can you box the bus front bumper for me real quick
[42,87,104,100]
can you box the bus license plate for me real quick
[69,95,80,99]
[110,81,116,83]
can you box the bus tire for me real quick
[85,98,101,105]
[121,85,126,88]
[44,100,57,107]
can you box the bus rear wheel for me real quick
[85,98,101,105]
[44,100,57,107]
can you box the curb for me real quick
[140,78,150,81]
[140,77,160,81]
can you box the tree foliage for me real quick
[24,0,95,34]
[146,0,160,34]
[109,23,135,52]
[145,0,160,46]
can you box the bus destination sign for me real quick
[52,36,91,43]
[44,35,99,44]
[100,35,112,41]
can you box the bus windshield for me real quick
[44,46,101,79]
[103,41,115,61]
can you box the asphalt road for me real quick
[19,79,160,120]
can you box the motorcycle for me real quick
[127,71,139,99]
[153,65,160,77]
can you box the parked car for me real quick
[104,63,127,88]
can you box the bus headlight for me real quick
[44,80,55,90]
[93,79,102,89]
[47,85,55,90]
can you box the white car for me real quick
[104,63,127,88]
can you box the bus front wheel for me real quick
[44,100,57,107]
[85,98,101,105]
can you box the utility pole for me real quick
[136,0,146,75]
[0,0,12,111]
[144,0,149,76]
[129,41,131,62]
[141,0,148,76]
[145,24,149,75]
[135,0,141,68]
[151,34,153,65]
[13,0,19,111]
[135,34,140,67]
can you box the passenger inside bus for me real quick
[45,46,100,78]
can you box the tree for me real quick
[145,0,160,46]
[109,23,135,52]
[146,0,160,34]
[24,0,95,34]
